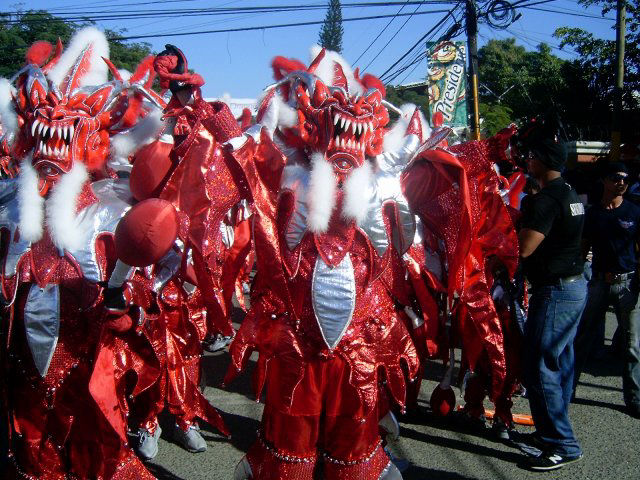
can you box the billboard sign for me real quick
[426,41,467,127]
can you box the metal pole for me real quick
[611,0,626,162]
[466,0,481,140]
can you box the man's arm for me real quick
[519,228,545,258]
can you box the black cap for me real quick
[601,162,629,178]
[519,114,566,171]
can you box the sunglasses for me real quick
[606,173,629,183]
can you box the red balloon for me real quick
[430,385,456,417]
[115,198,179,267]
[129,140,174,201]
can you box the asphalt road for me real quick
[144,310,639,480]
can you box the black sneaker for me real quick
[527,452,583,471]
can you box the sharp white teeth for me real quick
[62,126,68,141]
[42,125,49,138]
[47,145,53,157]
[347,139,353,149]
[340,117,347,129]
[56,127,62,140]
[340,137,345,149]
[31,120,39,137]
[53,146,60,157]
[351,122,357,135]
[69,125,75,140]
[356,123,361,135]
[334,114,340,126]
[344,119,351,133]
[37,122,45,136]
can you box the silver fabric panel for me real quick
[220,221,234,249]
[67,179,133,283]
[359,172,416,256]
[376,135,421,176]
[311,254,356,350]
[0,181,31,277]
[280,165,308,250]
[24,284,60,378]
[153,249,182,293]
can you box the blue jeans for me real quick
[574,276,640,408]
[524,276,587,457]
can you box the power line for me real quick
[362,1,429,72]
[352,0,411,66]
[106,9,455,40]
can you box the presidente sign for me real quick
[426,41,467,127]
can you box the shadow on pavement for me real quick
[147,462,188,480]
[404,465,477,480]
[400,426,524,464]
[571,396,627,413]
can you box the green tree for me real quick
[554,0,639,140]
[318,0,344,53]
[0,10,153,79]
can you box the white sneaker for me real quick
[203,333,235,352]
[174,424,207,453]
[136,424,161,461]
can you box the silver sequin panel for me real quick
[24,283,60,377]
[311,253,356,350]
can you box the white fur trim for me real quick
[306,153,336,233]
[383,104,426,153]
[109,108,165,170]
[17,156,45,243]
[309,45,364,96]
[47,27,110,89]
[342,161,372,225]
[0,78,18,144]
[45,162,89,251]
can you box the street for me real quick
[147,310,640,480]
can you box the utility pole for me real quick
[611,0,626,162]
[465,0,481,141]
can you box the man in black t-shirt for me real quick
[574,163,640,418]
[517,125,587,471]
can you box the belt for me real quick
[594,271,635,284]
[535,274,584,288]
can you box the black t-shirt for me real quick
[583,199,640,274]
[521,177,585,286]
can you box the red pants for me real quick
[245,355,391,479]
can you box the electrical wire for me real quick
[352,0,411,66]
[361,0,429,72]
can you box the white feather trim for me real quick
[342,161,372,225]
[109,108,165,170]
[17,156,45,243]
[306,153,336,233]
[309,45,364,96]
[48,27,110,89]
[0,78,18,144]
[45,162,89,251]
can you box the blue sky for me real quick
[14,1,617,99]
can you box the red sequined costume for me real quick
[111,46,235,442]
[0,28,167,479]
[216,48,481,480]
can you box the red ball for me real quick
[430,385,456,417]
[129,140,174,201]
[115,198,179,267]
